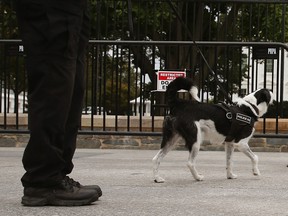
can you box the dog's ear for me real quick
[254,89,272,105]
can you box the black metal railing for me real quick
[0,39,287,138]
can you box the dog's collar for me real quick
[247,102,259,116]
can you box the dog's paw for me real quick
[154,176,165,183]
[195,174,204,181]
[253,168,261,176]
[227,173,238,179]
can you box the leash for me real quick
[167,1,234,104]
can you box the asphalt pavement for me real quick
[1,147,288,216]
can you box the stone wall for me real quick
[1,133,288,152]
[0,114,287,152]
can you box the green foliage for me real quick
[239,4,288,41]
[1,1,287,114]
[0,1,18,39]
[84,46,141,114]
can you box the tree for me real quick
[0,0,18,39]
[1,1,287,111]
[87,2,218,88]
[84,44,141,115]
[87,1,287,101]
[0,1,25,113]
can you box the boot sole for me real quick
[21,194,99,206]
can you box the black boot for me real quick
[64,176,102,197]
[22,179,99,206]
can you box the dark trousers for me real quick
[15,0,89,187]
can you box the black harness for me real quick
[216,102,259,142]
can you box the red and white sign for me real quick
[156,71,186,90]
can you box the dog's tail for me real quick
[166,77,200,107]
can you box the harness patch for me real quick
[236,113,251,124]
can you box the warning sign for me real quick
[156,71,186,90]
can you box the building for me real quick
[0,89,27,113]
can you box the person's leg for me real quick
[61,8,90,176]
[16,0,98,206]
[60,7,102,197]
[16,0,90,186]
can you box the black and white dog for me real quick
[152,77,273,182]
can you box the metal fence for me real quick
[0,0,288,138]
[0,39,288,138]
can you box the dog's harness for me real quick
[216,102,259,142]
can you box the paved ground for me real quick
[1,147,288,216]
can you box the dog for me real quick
[152,77,273,182]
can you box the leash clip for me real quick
[226,112,232,120]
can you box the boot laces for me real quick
[64,176,81,187]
